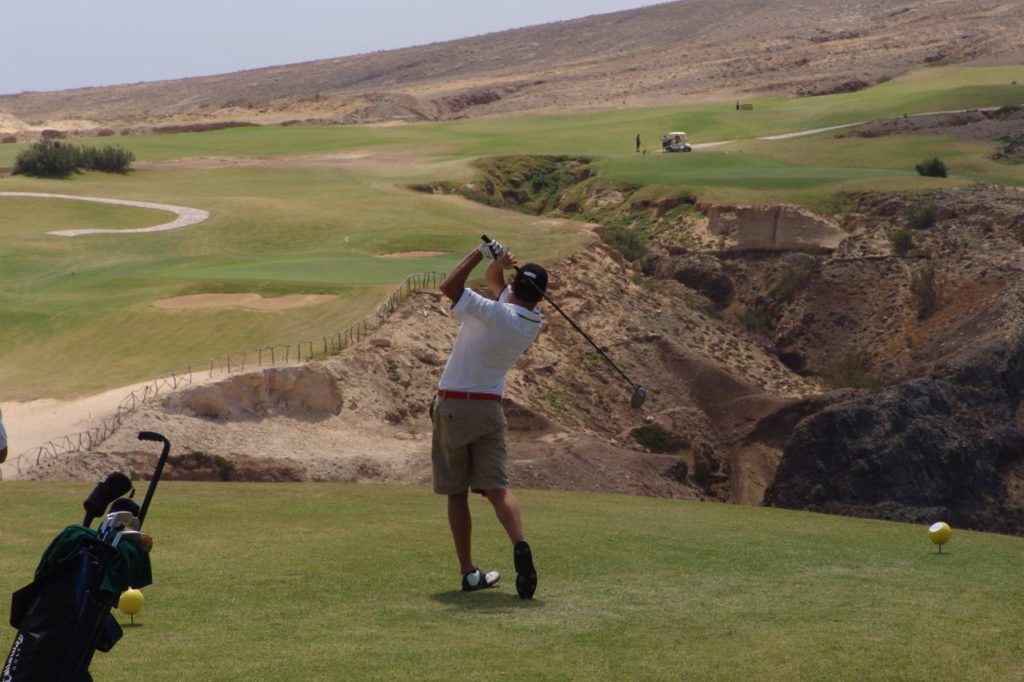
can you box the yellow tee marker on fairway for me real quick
[119,588,145,625]
[928,522,952,553]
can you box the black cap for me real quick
[513,263,548,302]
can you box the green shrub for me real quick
[915,156,948,178]
[823,347,881,390]
[13,140,82,178]
[890,229,913,255]
[81,144,135,173]
[604,223,647,261]
[737,300,773,333]
[13,139,135,178]
[905,204,937,230]
[772,253,818,302]
[910,262,939,319]
[630,424,685,454]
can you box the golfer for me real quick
[432,238,546,599]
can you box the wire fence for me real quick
[2,271,443,478]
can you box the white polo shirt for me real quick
[438,286,542,396]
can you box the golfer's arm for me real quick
[484,259,508,298]
[440,249,484,303]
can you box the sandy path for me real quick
[0,192,210,236]
[0,382,154,475]
[0,368,244,479]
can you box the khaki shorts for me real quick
[431,395,508,495]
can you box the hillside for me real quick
[2,0,1023,133]
[24,163,1024,534]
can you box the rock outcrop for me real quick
[705,204,845,253]
[165,364,343,421]
[766,285,1024,534]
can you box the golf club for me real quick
[98,512,139,543]
[136,431,171,529]
[481,235,647,409]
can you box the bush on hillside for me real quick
[823,347,881,390]
[890,228,913,256]
[604,222,646,262]
[911,262,939,320]
[905,204,937,230]
[771,253,819,302]
[915,156,948,178]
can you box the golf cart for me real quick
[661,132,692,152]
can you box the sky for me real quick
[1,1,663,95]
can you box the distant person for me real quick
[636,133,641,152]
[432,237,545,599]
[0,406,8,463]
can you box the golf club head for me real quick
[630,386,647,409]
[99,511,139,542]
[112,530,143,548]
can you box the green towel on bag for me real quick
[35,524,153,606]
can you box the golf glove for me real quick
[478,239,504,261]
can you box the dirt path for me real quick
[691,108,997,149]
[0,382,155,478]
[0,192,210,236]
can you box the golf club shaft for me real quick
[480,235,640,391]
[136,432,170,529]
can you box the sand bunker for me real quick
[0,192,210,237]
[154,293,337,311]
[379,250,447,258]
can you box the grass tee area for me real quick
[1,66,1023,400]
[1,483,1021,680]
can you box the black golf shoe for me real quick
[514,541,537,600]
[462,568,500,591]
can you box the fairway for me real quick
[1,483,1021,680]
[1,65,1024,401]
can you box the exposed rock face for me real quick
[706,205,845,253]
[766,287,1024,534]
[165,364,343,421]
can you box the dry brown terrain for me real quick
[2,0,1023,133]
[26,238,815,503]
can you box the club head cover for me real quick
[108,496,141,517]
[83,472,135,526]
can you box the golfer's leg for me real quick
[484,488,525,544]
[448,492,474,574]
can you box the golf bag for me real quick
[4,432,170,682]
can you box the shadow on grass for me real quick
[430,590,544,612]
